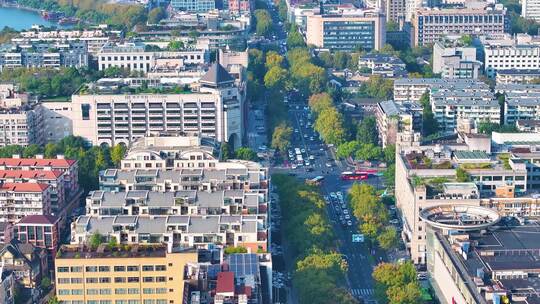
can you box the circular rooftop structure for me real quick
[420,205,500,231]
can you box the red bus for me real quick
[341,171,368,181]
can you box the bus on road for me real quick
[341,171,368,181]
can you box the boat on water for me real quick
[41,10,63,21]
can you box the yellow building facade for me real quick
[54,244,197,304]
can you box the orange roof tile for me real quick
[0,182,50,192]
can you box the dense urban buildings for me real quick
[522,0,540,21]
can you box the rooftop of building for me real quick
[87,189,263,209]
[0,169,63,180]
[359,53,405,65]
[0,182,49,192]
[18,214,59,225]
[496,69,540,76]
[434,222,540,304]
[73,214,264,236]
[416,2,506,15]
[57,243,197,259]
[0,156,76,168]
[100,166,266,185]
[127,134,218,156]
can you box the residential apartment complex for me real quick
[385,0,406,22]
[411,4,507,46]
[483,34,540,78]
[98,42,208,73]
[522,0,540,21]
[498,84,540,123]
[0,42,88,71]
[68,63,244,148]
[375,100,422,147]
[393,78,488,103]
[170,0,216,12]
[433,40,482,79]
[305,9,386,51]
[55,244,198,304]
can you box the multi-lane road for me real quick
[247,3,389,303]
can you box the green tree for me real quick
[264,66,288,89]
[373,262,422,304]
[254,9,273,37]
[286,23,306,49]
[221,142,231,160]
[147,7,166,24]
[336,141,361,159]
[271,123,293,153]
[357,116,378,145]
[23,144,42,158]
[314,108,347,145]
[167,41,184,51]
[89,231,104,250]
[355,143,382,161]
[235,147,258,161]
[361,75,394,99]
[41,277,52,289]
[377,226,398,250]
[383,144,396,164]
[456,167,471,182]
[265,51,284,69]
[420,92,438,137]
[387,21,399,31]
[308,93,333,115]
[110,144,126,167]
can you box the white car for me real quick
[309,155,315,160]
[345,214,351,220]
[305,161,310,166]
[325,163,332,168]
[291,164,297,169]
[301,148,306,153]
[347,220,352,226]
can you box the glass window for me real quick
[155,265,166,271]
[86,278,98,284]
[127,266,139,272]
[57,267,69,273]
[115,288,127,295]
[71,289,83,295]
[143,277,154,283]
[156,288,166,294]
[156,276,166,282]
[58,289,70,295]
[142,265,154,271]
[99,266,110,272]
[71,278,83,284]
[87,289,99,295]
[86,266,98,272]
[128,288,139,294]
[128,277,139,283]
[100,289,111,295]
[114,266,125,272]
[58,278,70,284]
[70,266,82,272]
[114,277,126,283]
[143,288,154,294]
[99,277,110,283]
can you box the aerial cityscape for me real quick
[0,0,538,303]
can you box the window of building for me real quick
[86,277,98,283]
[143,288,155,294]
[156,288,166,294]
[82,104,91,120]
[156,276,166,282]
[71,278,83,284]
[127,266,139,272]
[114,277,126,283]
[99,277,111,283]
[99,266,110,272]
[114,266,125,272]
[128,288,139,294]
[71,289,83,295]
[127,277,139,283]
[115,288,127,294]
[58,278,70,284]
[87,289,99,295]
[155,265,166,271]
[143,277,154,283]
[100,289,111,295]
[58,289,70,295]
[57,267,69,273]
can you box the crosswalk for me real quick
[351,289,374,296]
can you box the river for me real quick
[0,6,72,31]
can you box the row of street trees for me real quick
[272,174,357,304]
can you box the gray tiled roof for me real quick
[200,63,234,85]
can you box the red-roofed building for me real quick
[0,155,79,195]
[0,182,51,223]
[0,170,65,214]
[216,271,235,299]
[12,215,60,258]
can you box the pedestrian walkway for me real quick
[351,288,374,296]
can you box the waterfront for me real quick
[0,6,70,30]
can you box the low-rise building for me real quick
[0,239,47,290]
[515,119,540,132]
[496,69,540,84]
[14,28,113,55]
[0,41,89,71]
[358,53,407,78]
[393,78,487,102]
[54,244,198,304]
[433,40,482,79]
[12,215,60,257]
[375,100,422,147]
[170,0,216,12]
[0,268,14,304]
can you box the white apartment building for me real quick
[484,34,540,78]
[0,183,51,224]
[98,42,208,73]
[433,40,482,79]
[0,105,44,147]
[497,84,540,123]
[430,90,500,135]
[411,4,507,46]
[522,0,540,21]
[15,29,112,54]
[393,78,488,102]
[68,63,243,148]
